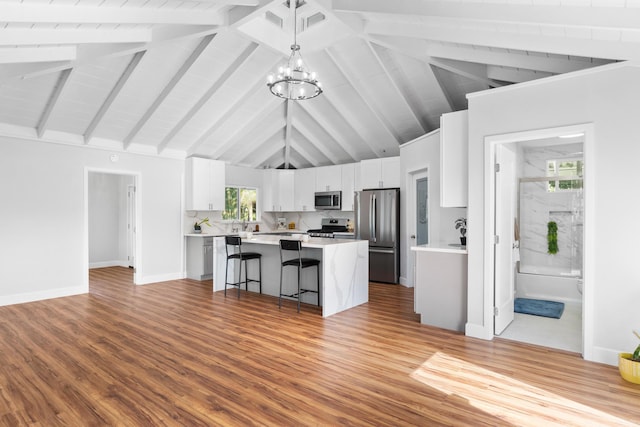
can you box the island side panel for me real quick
[213,237,322,305]
[321,240,369,317]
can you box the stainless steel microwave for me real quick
[314,191,342,210]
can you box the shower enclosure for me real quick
[516,156,584,304]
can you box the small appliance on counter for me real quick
[277,217,287,230]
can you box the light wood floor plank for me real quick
[0,267,638,426]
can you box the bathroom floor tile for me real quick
[496,302,582,353]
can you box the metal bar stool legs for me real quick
[224,236,262,298]
[279,239,320,312]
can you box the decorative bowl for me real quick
[618,353,640,384]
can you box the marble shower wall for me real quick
[518,143,583,276]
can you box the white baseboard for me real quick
[89,260,129,269]
[590,345,622,367]
[136,272,184,285]
[398,275,413,287]
[0,285,87,307]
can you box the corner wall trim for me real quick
[465,322,493,340]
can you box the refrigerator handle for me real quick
[372,193,377,243]
[369,193,374,241]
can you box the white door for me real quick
[494,144,517,335]
[415,176,428,246]
[407,170,428,289]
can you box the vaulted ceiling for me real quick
[0,0,631,169]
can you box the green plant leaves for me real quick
[547,221,558,254]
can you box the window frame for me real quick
[222,185,259,222]
[546,158,584,193]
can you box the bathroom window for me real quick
[546,159,583,192]
[223,187,257,221]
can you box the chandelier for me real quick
[266,0,322,100]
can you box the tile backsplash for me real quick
[184,210,354,234]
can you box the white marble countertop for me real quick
[221,234,359,248]
[411,241,468,254]
[184,229,306,238]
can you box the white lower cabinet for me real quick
[186,236,213,281]
[413,248,467,332]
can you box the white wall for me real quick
[0,136,185,305]
[400,131,466,287]
[88,173,132,268]
[466,62,640,365]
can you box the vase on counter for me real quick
[194,225,202,234]
[460,237,466,246]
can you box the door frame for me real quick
[483,123,594,359]
[84,167,142,287]
[405,167,429,288]
[127,184,136,268]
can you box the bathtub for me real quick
[515,266,582,304]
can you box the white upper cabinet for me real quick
[262,169,294,212]
[341,163,355,211]
[294,168,316,212]
[360,156,400,189]
[315,165,342,192]
[185,157,225,211]
[440,110,468,207]
[353,162,362,192]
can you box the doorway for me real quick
[486,124,593,357]
[85,169,140,285]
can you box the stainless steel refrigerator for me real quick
[355,188,400,284]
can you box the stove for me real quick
[307,218,349,238]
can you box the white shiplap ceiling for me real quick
[0,0,629,169]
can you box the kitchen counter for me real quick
[213,235,369,317]
[184,229,306,238]
[411,241,467,254]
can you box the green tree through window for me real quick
[223,187,257,221]
[546,159,583,192]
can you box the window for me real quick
[223,187,257,221]
[546,159,583,192]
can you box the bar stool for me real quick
[279,239,320,312]
[224,236,262,298]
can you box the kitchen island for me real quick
[212,235,369,317]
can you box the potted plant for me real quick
[193,217,211,234]
[619,330,640,384]
[455,217,467,246]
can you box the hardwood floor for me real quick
[0,267,639,426]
